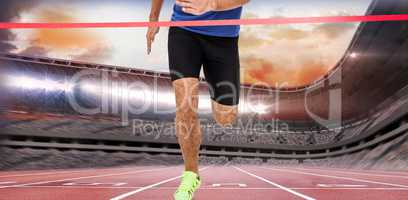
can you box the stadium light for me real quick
[8,75,73,92]
[350,52,358,58]
[252,103,269,114]
[81,82,148,99]
[80,81,171,104]
[198,94,212,111]
[240,102,269,114]
[81,82,100,94]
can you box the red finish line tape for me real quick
[1,14,408,29]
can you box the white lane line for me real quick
[303,167,408,176]
[263,167,408,188]
[0,170,87,178]
[0,166,141,178]
[297,167,408,179]
[234,167,316,200]
[211,183,247,187]
[317,184,367,188]
[16,185,408,190]
[110,167,210,200]
[0,167,173,189]
[0,182,16,185]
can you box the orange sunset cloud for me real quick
[239,15,356,87]
[19,8,111,62]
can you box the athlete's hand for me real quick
[146,25,160,55]
[176,0,217,15]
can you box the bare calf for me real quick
[173,78,202,174]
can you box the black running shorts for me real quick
[168,27,240,106]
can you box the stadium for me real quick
[1,0,408,199]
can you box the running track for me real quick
[0,165,408,200]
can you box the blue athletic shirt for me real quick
[171,5,242,37]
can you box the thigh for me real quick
[168,27,203,82]
[201,36,241,106]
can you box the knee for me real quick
[176,109,199,126]
[175,107,200,138]
[172,77,200,129]
[214,111,238,127]
[212,101,238,127]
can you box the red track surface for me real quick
[0,165,407,200]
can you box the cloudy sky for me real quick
[1,0,372,87]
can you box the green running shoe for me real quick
[174,171,201,200]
